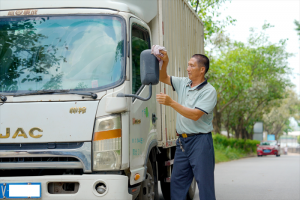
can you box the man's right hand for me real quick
[158,50,169,63]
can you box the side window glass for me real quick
[131,25,150,94]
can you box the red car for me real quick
[257,140,280,157]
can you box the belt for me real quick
[177,132,208,138]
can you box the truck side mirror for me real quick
[140,49,159,85]
[117,49,159,101]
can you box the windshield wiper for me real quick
[68,91,98,99]
[13,90,69,96]
[13,90,98,99]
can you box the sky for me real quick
[218,0,300,94]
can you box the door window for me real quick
[131,24,150,94]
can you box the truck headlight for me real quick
[93,114,121,171]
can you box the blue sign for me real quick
[267,134,275,141]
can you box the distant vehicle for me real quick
[257,141,281,157]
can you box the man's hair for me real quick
[192,54,210,74]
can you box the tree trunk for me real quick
[244,129,249,140]
[235,117,244,139]
[232,126,239,139]
[213,107,221,134]
[226,125,230,138]
[241,128,245,139]
[249,130,253,140]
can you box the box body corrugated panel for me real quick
[149,0,204,148]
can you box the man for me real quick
[156,51,217,200]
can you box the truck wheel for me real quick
[186,177,196,200]
[137,159,158,200]
[160,181,171,200]
[160,177,196,200]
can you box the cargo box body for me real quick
[150,0,204,148]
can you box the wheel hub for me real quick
[138,173,155,200]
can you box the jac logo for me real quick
[0,127,43,139]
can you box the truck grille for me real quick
[0,157,80,163]
[0,142,91,172]
[0,142,83,150]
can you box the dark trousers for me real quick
[170,133,216,200]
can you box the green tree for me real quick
[295,20,300,40]
[263,90,300,139]
[189,0,236,42]
[209,42,253,134]
[209,24,293,138]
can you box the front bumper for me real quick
[0,174,132,200]
[257,150,278,155]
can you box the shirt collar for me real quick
[186,79,208,90]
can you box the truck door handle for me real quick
[152,113,157,124]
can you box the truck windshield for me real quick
[0,15,125,94]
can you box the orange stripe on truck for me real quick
[93,129,121,141]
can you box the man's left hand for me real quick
[156,92,173,106]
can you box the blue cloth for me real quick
[170,76,217,134]
[171,133,216,200]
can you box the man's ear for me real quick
[201,66,206,73]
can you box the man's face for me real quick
[187,57,205,81]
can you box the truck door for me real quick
[129,18,157,181]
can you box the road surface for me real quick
[159,154,300,200]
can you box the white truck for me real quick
[0,0,204,199]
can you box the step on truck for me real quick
[0,0,204,199]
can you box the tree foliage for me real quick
[187,1,298,140]
[189,0,236,41]
[263,89,300,139]
[295,20,300,40]
[208,24,295,139]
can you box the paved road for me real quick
[159,155,300,200]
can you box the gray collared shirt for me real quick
[170,76,217,134]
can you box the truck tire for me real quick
[137,159,159,200]
[160,177,196,200]
[160,181,171,200]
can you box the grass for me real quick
[214,143,250,163]
[212,134,259,163]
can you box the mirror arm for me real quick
[117,84,152,101]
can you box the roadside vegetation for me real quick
[189,0,300,140]
[213,134,260,163]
